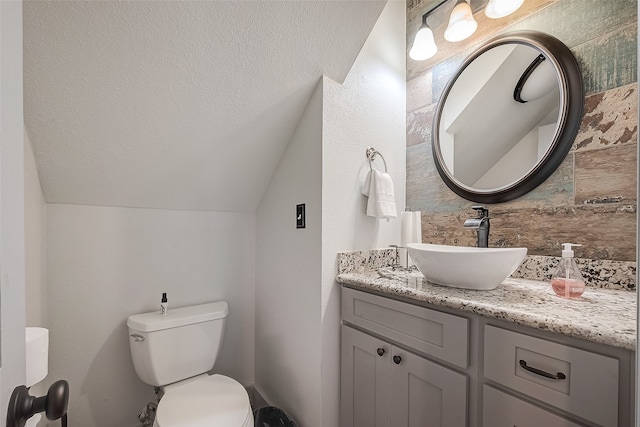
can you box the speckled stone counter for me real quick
[337,269,637,351]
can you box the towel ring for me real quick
[366,147,388,173]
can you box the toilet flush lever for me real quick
[130,334,145,342]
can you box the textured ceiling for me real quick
[24,0,386,212]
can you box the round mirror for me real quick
[432,31,583,203]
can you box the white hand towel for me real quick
[362,170,372,197]
[365,169,397,219]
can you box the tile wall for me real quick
[406,0,638,262]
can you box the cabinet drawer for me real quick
[483,385,584,427]
[342,287,469,369]
[484,325,618,426]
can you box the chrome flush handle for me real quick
[130,334,145,342]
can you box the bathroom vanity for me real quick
[337,270,635,427]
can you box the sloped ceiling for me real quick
[23,0,386,212]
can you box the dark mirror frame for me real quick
[432,31,584,204]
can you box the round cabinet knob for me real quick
[376,348,385,357]
[393,355,402,364]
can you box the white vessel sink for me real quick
[406,243,527,290]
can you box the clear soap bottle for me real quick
[551,243,585,298]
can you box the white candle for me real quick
[412,211,422,243]
[401,211,422,247]
[400,212,413,247]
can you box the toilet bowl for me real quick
[127,301,253,427]
[153,375,252,427]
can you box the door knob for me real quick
[6,380,69,427]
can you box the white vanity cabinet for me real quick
[340,286,635,427]
[341,288,469,427]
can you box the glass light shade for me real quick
[485,0,525,18]
[409,26,438,61]
[444,0,478,42]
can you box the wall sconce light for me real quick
[410,0,525,61]
[485,0,525,19]
[444,0,478,42]
[408,14,438,60]
[409,0,449,61]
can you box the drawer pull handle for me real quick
[393,355,402,364]
[519,359,566,380]
[376,348,385,357]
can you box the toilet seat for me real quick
[155,374,253,427]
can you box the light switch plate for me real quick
[296,204,305,229]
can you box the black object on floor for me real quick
[253,406,297,427]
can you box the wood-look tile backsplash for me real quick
[406,0,638,261]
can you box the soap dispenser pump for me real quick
[551,243,585,298]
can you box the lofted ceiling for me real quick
[23,0,387,212]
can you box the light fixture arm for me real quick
[421,0,451,26]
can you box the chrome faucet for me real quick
[463,206,490,248]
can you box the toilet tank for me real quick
[127,301,229,387]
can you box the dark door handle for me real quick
[393,355,402,364]
[6,380,69,427]
[376,347,385,357]
[519,359,566,380]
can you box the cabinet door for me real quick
[341,325,391,427]
[390,347,467,427]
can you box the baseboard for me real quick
[245,383,269,410]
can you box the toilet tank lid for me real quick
[127,302,229,332]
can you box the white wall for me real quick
[255,2,405,426]
[24,128,48,402]
[322,0,406,253]
[31,3,404,427]
[1,0,27,421]
[255,80,324,426]
[25,129,47,328]
[321,1,406,425]
[45,204,255,426]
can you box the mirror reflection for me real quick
[439,44,560,190]
[432,31,583,204]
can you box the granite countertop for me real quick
[337,269,637,351]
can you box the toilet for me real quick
[127,301,253,427]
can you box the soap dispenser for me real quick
[551,243,585,298]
